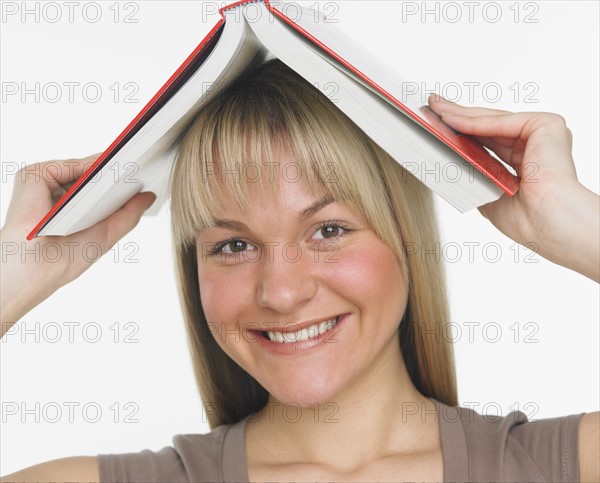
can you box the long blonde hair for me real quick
[170,57,457,429]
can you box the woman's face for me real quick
[196,160,409,407]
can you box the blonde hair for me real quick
[170,58,457,429]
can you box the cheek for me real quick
[321,240,407,313]
[197,266,253,327]
[197,266,257,365]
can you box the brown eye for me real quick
[317,225,345,239]
[226,240,248,253]
[320,226,340,238]
[312,221,353,243]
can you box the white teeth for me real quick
[267,317,338,343]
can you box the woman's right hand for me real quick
[1,154,156,336]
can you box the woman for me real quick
[1,58,598,482]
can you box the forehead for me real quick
[211,172,332,218]
[207,140,332,209]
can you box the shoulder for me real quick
[579,411,599,483]
[1,456,99,482]
[433,398,586,482]
[98,423,236,483]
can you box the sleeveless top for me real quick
[97,398,584,482]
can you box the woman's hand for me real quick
[1,154,156,336]
[428,95,599,283]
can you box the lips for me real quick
[251,313,349,355]
[251,314,346,335]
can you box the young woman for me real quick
[1,58,598,482]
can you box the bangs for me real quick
[170,59,402,252]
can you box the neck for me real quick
[245,331,441,473]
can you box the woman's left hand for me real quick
[428,94,599,283]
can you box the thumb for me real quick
[477,195,508,225]
[477,201,492,221]
[88,191,157,252]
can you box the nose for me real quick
[256,243,318,314]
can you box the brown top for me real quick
[98,398,584,482]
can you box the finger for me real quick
[477,195,508,225]
[6,154,103,225]
[444,112,576,180]
[439,111,568,140]
[42,153,103,189]
[428,94,512,117]
[427,95,521,165]
[471,135,522,168]
[13,153,102,196]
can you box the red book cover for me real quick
[27,0,519,240]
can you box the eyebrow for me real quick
[209,195,335,231]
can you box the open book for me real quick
[27,0,519,239]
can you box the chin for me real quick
[262,369,349,410]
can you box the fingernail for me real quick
[431,94,452,103]
[145,193,157,209]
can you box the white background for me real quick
[1,0,598,475]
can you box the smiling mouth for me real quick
[257,315,341,343]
